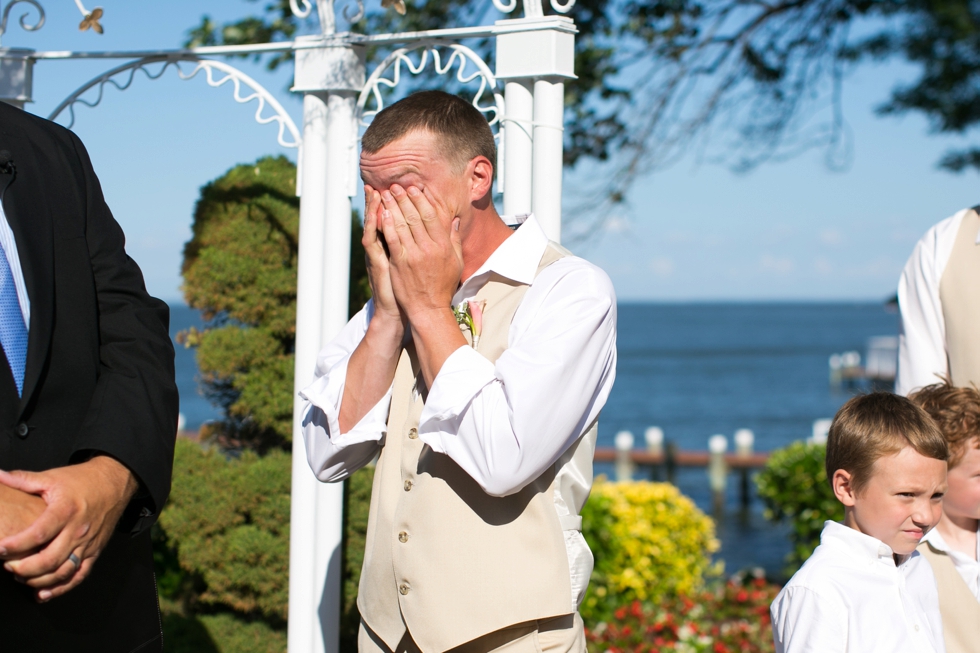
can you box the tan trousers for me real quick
[358,614,586,653]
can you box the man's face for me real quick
[360,129,468,232]
[944,438,980,522]
[850,446,947,556]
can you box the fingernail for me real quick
[0,547,7,556]
[408,186,420,196]
[382,210,391,220]
[38,590,51,601]
[382,190,393,202]
[4,563,14,573]
[454,219,460,231]
[391,185,403,196]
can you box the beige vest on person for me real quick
[940,208,980,388]
[917,541,980,653]
[357,242,598,653]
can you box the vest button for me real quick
[403,480,413,492]
[15,422,29,438]
[399,584,410,595]
[398,531,408,543]
[408,428,418,439]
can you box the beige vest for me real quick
[917,541,980,653]
[357,243,598,653]
[940,208,980,388]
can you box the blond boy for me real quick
[909,382,980,653]
[771,392,949,653]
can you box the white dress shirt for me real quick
[922,525,980,600]
[771,521,946,653]
[299,214,617,608]
[896,209,977,396]
[0,200,30,327]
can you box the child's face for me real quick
[840,446,947,556]
[944,438,980,522]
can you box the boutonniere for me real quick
[453,299,486,349]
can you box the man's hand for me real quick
[363,184,404,328]
[379,184,467,387]
[0,456,138,602]
[379,183,463,320]
[0,485,45,544]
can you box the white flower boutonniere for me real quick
[453,299,486,349]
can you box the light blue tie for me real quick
[0,240,27,396]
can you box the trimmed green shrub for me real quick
[756,440,843,575]
[581,480,720,623]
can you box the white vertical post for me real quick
[531,79,564,242]
[495,16,577,244]
[289,90,331,653]
[289,37,365,653]
[502,80,533,217]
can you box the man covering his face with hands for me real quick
[300,90,617,653]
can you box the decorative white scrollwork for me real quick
[357,43,504,131]
[0,0,45,45]
[492,0,575,17]
[291,0,363,34]
[48,56,301,149]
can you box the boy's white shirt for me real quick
[771,521,945,653]
[922,523,980,600]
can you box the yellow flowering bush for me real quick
[581,480,720,622]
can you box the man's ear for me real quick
[832,469,858,506]
[468,156,494,203]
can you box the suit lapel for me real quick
[0,139,55,416]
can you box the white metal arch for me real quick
[48,55,302,149]
[355,42,506,191]
[357,42,503,129]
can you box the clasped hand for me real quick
[0,456,137,602]
[362,183,463,325]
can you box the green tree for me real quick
[158,155,372,652]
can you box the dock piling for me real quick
[614,430,635,482]
[734,428,754,509]
[708,434,728,514]
[645,426,664,480]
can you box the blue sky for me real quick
[5,1,978,302]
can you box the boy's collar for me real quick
[821,520,913,568]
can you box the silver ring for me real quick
[68,553,80,569]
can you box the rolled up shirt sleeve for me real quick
[418,259,617,497]
[299,300,392,483]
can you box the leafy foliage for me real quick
[585,576,779,653]
[755,440,844,575]
[179,155,368,448]
[160,439,292,622]
[581,480,720,623]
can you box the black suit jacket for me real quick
[0,103,178,652]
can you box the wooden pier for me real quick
[593,429,772,512]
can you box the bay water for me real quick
[170,301,899,578]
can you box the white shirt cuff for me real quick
[299,355,393,447]
[418,345,496,446]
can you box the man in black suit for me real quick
[0,102,178,651]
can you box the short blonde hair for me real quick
[826,392,948,494]
[909,381,980,468]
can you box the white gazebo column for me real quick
[495,16,576,243]
[289,36,365,653]
[0,48,35,109]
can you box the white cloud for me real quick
[819,229,843,246]
[603,215,632,234]
[648,257,674,277]
[760,254,795,274]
